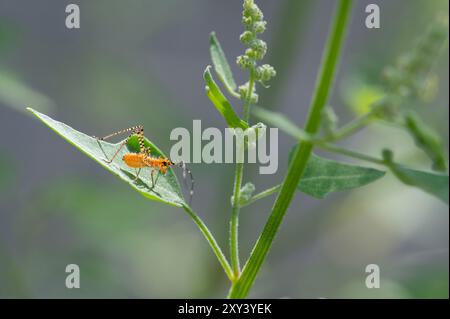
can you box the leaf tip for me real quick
[203,65,212,79]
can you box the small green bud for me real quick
[242,16,253,28]
[245,48,256,59]
[238,82,259,103]
[243,0,254,11]
[253,21,266,34]
[231,182,255,206]
[255,64,276,83]
[240,31,254,45]
[250,39,267,60]
[246,122,266,150]
[239,182,256,205]
[243,0,263,22]
[236,55,253,70]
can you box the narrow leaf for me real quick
[27,108,186,207]
[388,164,449,204]
[289,147,385,198]
[204,66,249,129]
[252,105,311,140]
[209,32,237,94]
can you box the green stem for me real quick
[325,113,374,142]
[228,0,353,299]
[230,160,244,278]
[230,69,256,279]
[316,142,386,165]
[182,204,234,282]
[242,70,256,120]
[322,97,392,143]
[241,185,281,207]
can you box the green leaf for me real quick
[209,32,237,95]
[388,163,449,204]
[203,66,249,129]
[289,147,385,198]
[404,112,447,172]
[27,108,186,207]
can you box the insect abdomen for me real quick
[122,153,146,168]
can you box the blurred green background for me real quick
[0,0,448,298]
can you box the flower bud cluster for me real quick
[236,0,276,96]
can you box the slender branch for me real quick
[228,0,354,298]
[230,70,256,278]
[321,97,391,143]
[230,161,244,278]
[242,69,256,120]
[324,112,374,142]
[241,185,281,207]
[315,143,386,165]
[182,204,234,282]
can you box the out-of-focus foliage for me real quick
[404,112,447,172]
[343,79,385,115]
[0,72,55,114]
[382,149,449,204]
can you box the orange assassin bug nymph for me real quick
[95,125,194,205]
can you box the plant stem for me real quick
[322,97,392,143]
[242,70,255,120]
[241,185,281,207]
[316,142,386,165]
[230,70,256,279]
[230,160,244,278]
[324,112,374,141]
[228,0,353,298]
[182,204,234,282]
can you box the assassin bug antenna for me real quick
[94,126,194,205]
[175,160,195,206]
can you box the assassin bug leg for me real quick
[95,125,146,163]
[151,169,155,187]
[103,139,127,164]
[133,168,142,182]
